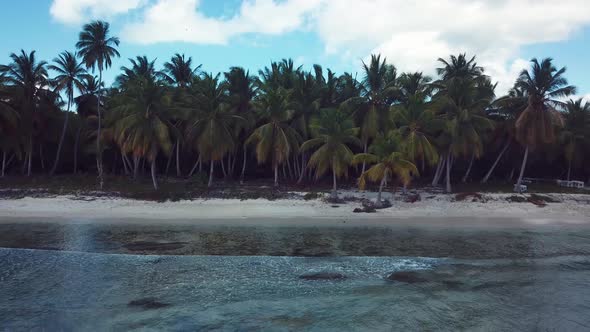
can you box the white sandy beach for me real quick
[0,190,589,227]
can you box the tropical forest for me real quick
[1,20,589,199]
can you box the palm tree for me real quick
[162,53,200,88]
[0,50,49,176]
[247,86,302,186]
[72,75,102,173]
[76,20,120,188]
[559,98,590,181]
[291,70,322,183]
[185,73,241,187]
[0,75,20,177]
[116,56,160,87]
[353,134,418,207]
[301,108,360,199]
[224,67,257,183]
[481,86,527,183]
[513,58,576,191]
[433,55,495,192]
[348,54,398,173]
[110,77,173,189]
[394,72,439,171]
[161,54,200,177]
[47,51,87,175]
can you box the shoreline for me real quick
[0,191,589,227]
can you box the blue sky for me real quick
[2,0,589,98]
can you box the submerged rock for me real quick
[128,298,170,309]
[387,271,428,283]
[299,272,347,281]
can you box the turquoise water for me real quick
[1,248,590,331]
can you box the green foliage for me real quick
[1,21,587,191]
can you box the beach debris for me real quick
[506,195,527,203]
[387,271,428,284]
[404,193,421,203]
[303,192,323,201]
[128,298,170,309]
[299,272,347,281]
[529,194,560,203]
[454,192,486,203]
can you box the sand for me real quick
[0,190,589,227]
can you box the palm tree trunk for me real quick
[220,157,227,178]
[445,153,452,193]
[198,154,202,172]
[361,141,368,174]
[515,146,529,192]
[50,99,71,176]
[432,155,446,186]
[1,151,6,177]
[287,157,293,179]
[481,141,509,184]
[165,143,175,176]
[462,153,475,183]
[27,139,33,176]
[208,160,215,187]
[297,154,307,184]
[567,159,572,181]
[150,160,158,190]
[39,144,45,171]
[188,156,200,177]
[274,164,279,187]
[376,171,387,207]
[73,125,82,174]
[175,139,181,177]
[121,152,130,175]
[240,148,247,184]
[97,69,104,189]
[133,156,140,180]
[21,152,27,175]
[331,168,338,199]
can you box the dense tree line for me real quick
[1,21,589,202]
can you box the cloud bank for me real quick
[50,0,590,94]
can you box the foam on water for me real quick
[1,248,590,331]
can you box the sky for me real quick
[1,0,589,99]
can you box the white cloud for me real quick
[121,0,321,45]
[50,0,145,24]
[313,0,590,94]
[50,0,590,94]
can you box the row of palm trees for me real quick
[1,20,589,201]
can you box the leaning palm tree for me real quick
[0,50,49,176]
[513,58,576,191]
[48,51,87,175]
[559,98,590,181]
[301,108,360,199]
[353,134,418,207]
[247,86,302,186]
[110,77,173,189]
[76,20,120,188]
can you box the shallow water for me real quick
[1,248,590,331]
